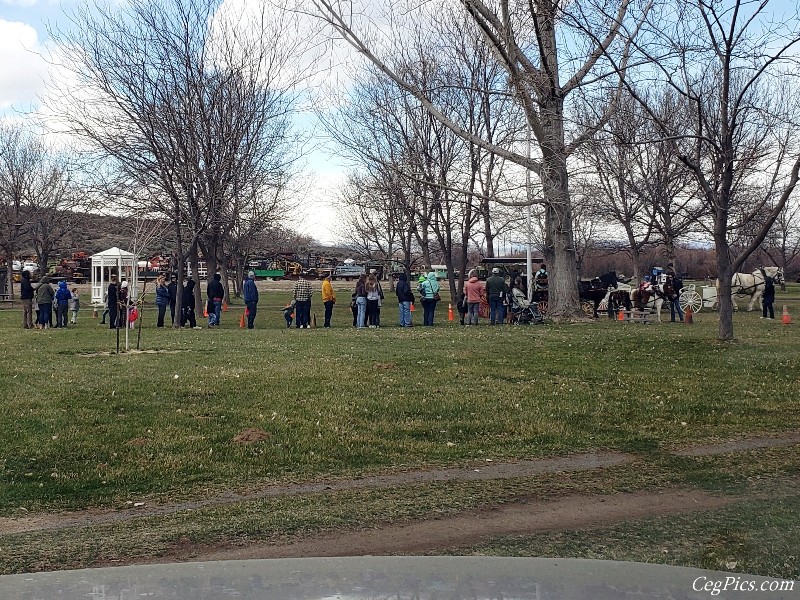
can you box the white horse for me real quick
[716,267,783,311]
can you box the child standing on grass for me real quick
[283,300,295,328]
[69,288,80,324]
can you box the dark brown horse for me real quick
[578,271,619,318]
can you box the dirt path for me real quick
[2,433,798,565]
[180,488,734,562]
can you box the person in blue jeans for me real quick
[664,275,684,322]
[485,267,507,324]
[395,272,413,327]
[418,272,440,326]
[354,274,368,328]
[243,271,259,328]
[206,273,224,327]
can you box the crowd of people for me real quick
[16,259,784,331]
[20,270,81,329]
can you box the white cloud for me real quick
[0,19,50,111]
[2,0,39,7]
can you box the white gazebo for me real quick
[91,247,138,306]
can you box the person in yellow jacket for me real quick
[321,273,336,327]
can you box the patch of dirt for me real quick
[173,488,734,563]
[0,451,633,535]
[232,428,271,444]
[2,433,799,568]
[672,432,800,457]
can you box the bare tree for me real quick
[0,124,37,299]
[310,0,647,318]
[47,0,304,323]
[625,0,800,339]
[580,91,702,278]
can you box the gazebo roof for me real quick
[93,246,135,259]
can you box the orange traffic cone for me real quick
[684,305,693,325]
[617,309,624,321]
[782,305,793,325]
[203,307,208,317]
[410,302,415,312]
[223,300,229,312]
[448,303,454,321]
[239,312,245,328]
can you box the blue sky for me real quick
[2,0,798,244]
[0,0,346,244]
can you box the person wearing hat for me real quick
[485,267,507,325]
[243,271,259,329]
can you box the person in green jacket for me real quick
[418,272,440,326]
[34,276,55,329]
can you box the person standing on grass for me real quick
[35,276,55,329]
[354,274,367,328]
[106,276,118,328]
[418,271,440,326]
[155,274,170,327]
[206,273,225,327]
[365,271,382,328]
[167,273,178,325]
[762,276,776,320]
[20,270,34,329]
[663,275,684,323]
[243,271,259,329]
[485,267,506,325]
[395,272,414,327]
[293,274,313,328]
[69,287,80,324]
[54,281,71,328]
[181,277,198,328]
[118,281,129,329]
[321,272,336,327]
[463,269,483,325]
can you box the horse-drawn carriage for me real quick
[603,272,702,321]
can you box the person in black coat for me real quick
[206,273,225,327]
[395,272,414,327]
[167,274,178,325]
[181,277,197,328]
[107,277,119,329]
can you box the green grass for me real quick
[0,282,799,574]
[451,489,800,579]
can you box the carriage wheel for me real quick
[581,301,596,317]
[536,300,547,314]
[680,290,702,314]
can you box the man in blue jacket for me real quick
[243,271,259,329]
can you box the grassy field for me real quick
[0,282,798,575]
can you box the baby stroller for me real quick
[509,287,544,325]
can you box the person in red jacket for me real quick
[463,269,484,325]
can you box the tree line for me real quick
[2,0,799,339]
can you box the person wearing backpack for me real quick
[762,277,775,320]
